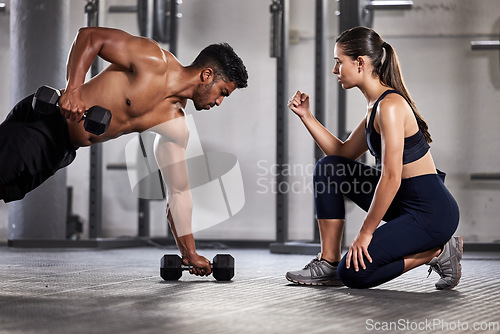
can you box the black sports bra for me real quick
[365,90,430,167]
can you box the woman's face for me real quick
[333,44,360,90]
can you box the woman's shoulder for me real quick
[377,92,412,115]
[374,92,414,131]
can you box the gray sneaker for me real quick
[286,253,343,286]
[427,236,463,290]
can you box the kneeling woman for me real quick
[286,26,462,290]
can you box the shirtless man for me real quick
[0,27,248,276]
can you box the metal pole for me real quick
[270,0,282,58]
[86,0,103,239]
[313,0,327,242]
[365,1,413,10]
[470,26,500,81]
[471,41,500,50]
[146,0,154,38]
[270,0,324,255]
[137,0,159,237]
[275,0,289,243]
[137,0,154,238]
[108,5,137,13]
[169,0,180,56]
[338,0,353,144]
[137,136,151,237]
[8,0,69,242]
[165,0,180,241]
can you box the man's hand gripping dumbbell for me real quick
[32,85,112,136]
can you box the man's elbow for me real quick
[76,27,105,48]
[76,27,93,39]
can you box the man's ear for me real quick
[200,68,214,83]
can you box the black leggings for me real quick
[313,155,459,288]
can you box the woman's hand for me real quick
[287,91,311,118]
[346,230,373,271]
[58,87,87,123]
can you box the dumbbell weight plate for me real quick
[84,106,112,135]
[32,85,61,115]
[160,254,183,281]
[212,254,235,281]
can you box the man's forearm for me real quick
[167,204,197,258]
[66,28,101,89]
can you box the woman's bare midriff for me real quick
[401,151,437,179]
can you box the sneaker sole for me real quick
[437,236,463,290]
[285,275,343,287]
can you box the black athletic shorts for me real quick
[0,94,77,202]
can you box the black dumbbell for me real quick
[160,254,235,281]
[32,85,112,136]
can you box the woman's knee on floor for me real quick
[336,262,373,289]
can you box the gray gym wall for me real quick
[0,0,499,244]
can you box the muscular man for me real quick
[0,27,248,276]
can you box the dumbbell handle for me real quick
[180,263,214,271]
[44,87,93,119]
[33,85,112,136]
[33,85,108,117]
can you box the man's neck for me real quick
[165,64,200,100]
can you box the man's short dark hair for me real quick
[192,43,248,89]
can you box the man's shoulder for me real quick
[151,113,190,149]
[127,39,170,71]
[148,101,188,132]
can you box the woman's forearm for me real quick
[300,112,344,156]
[361,174,401,234]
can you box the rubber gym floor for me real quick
[0,245,499,334]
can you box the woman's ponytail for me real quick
[379,42,432,143]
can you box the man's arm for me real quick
[60,27,164,121]
[153,116,212,276]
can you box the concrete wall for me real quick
[1,0,499,243]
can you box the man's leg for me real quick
[0,94,77,203]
